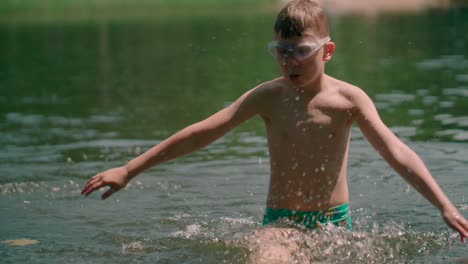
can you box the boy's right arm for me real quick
[81,84,271,199]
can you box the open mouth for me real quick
[289,74,300,80]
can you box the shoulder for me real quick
[326,76,377,119]
[326,76,369,101]
[229,77,286,117]
[250,77,288,96]
[240,77,287,106]
[328,77,372,103]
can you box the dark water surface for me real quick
[1,6,468,263]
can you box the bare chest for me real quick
[273,102,349,136]
[296,107,333,127]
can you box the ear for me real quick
[323,41,336,62]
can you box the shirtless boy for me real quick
[82,0,467,245]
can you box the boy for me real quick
[82,0,467,243]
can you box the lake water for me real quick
[1,5,467,263]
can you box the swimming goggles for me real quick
[267,36,331,63]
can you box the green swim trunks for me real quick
[262,203,352,230]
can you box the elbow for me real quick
[385,141,420,174]
[391,142,411,164]
[184,124,209,150]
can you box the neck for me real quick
[296,73,327,97]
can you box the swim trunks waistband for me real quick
[262,203,352,230]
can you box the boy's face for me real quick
[270,30,334,88]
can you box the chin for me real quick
[287,77,311,89]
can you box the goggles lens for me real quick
[268,37,331,62]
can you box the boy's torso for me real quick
[259,76,356,211]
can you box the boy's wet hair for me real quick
[274,0,330,39]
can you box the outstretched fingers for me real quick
[81,175,104,196]
[449,214,468,243]
[458,217,468,243]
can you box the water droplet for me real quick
[292,162,298,170]
[134,147,141,155]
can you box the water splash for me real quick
[0,181,49,194]
[237,221,456,263]
[163,214,459,263]
[121,241,146,254]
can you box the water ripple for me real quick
[416,55,468,71]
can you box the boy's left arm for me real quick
[351,87,468,242]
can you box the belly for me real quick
[265,133,351,211]
[266,162,349,211]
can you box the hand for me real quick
[442,207,468,243]
[81,166,130,200]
